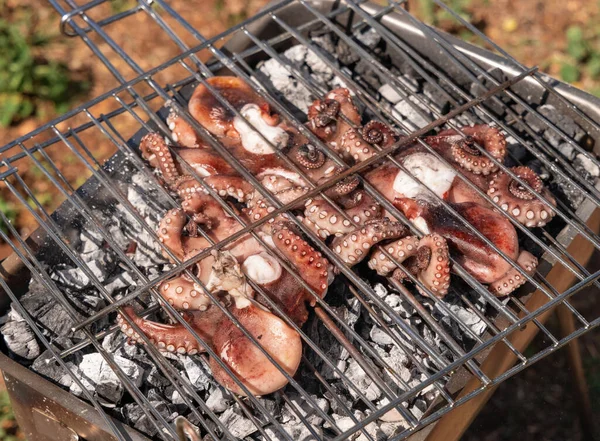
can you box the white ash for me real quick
[180,355,212,391]
[206,387,232,413]
[70,353,144,404]
[219,406,257,439]
[1,312,40,359]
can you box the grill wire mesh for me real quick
[1,0,600,440]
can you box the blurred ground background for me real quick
[0,0,599,440]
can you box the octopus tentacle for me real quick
[158,208,188,260]
[203,176,255,202]
[176,149,238,177]
[487,166,556,227]
[426,125,506,175]
[341,190,383,225]
[158,273,211,311]
[368,236,420,276]
[416,234,451,298]
[303,197,354,239]
[331,218,409,265]
[140,132,179,185]
[117,305,224,355]
[489,250,538,296]
[166,109,204,149]
[338,121,398,164]
[271,223,329,300]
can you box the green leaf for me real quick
[0,93,22,126]
[566,26,588,61]
[560,63,580,83]
[588,53,600,79]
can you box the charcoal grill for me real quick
[1,0,600,440]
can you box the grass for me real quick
[0,11,90,127]
[0,391,23,441]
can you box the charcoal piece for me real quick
[70,353,143,404]
[379,84,403,104]
[336,39,360,66]
[324,385,353,415]
[310,33,337,55]
[574,153,600,179]
[370,326,394,346]
[470,68,510,117]
[305,48,334,85]
[280,392,328,427]
[219,407,257,439]
[205,387,232,413]
[355,28,381,49]
[253,395,282,425]
[538,104,586,144]
[423,82,450,114]
[123,401,178,437]
[557,142,576,161]
[17,285,90,339]
[263,423,323,441]
[181,355,211,391]
[435,300,486,336]
[146,365,170,388]
[104,271,137,294]
[551,176,586,208]
[354,59,383,90]
[31,350,78,387]
[356,418,387,441]
[393,96,432,130]
[1,319,40,359]
[344,358,382,401]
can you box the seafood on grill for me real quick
[309,92,550,296]
[121,202,329,395]
[121,78,559,397]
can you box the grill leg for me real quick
[557,296,597,439]
[416,208,600,441]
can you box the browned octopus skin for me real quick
[425,125,507,176]
[488,166,556,228]
[189,76,277,138]
[395,198,537,296]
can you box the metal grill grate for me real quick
[1,1,600,440]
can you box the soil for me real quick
[0,0,599,440]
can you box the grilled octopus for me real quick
[120,77,557,397]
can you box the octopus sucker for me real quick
[489,250,538,297]
[166,108,205,149]
[331,218,409,265]
[426,125,506,176]
[368,236,420,276]
[416,234,451,298]
[140,132,179,185]
[487,166,556,227]
[337,121,398,163]
[158,273,211,311]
